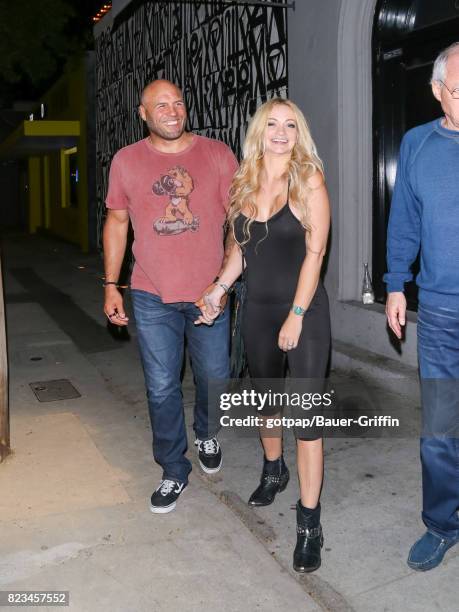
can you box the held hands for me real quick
[195,282,229,312]
[194,284,226,326]
[386,291,406,339]
[104,286,129,326]
[278,312,303,351]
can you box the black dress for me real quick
[234,203,331,439]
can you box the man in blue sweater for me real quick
[385,42,459,571]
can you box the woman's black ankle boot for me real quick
[293,501,323,573]
[248,455,290,507]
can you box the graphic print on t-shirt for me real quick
[152,165,200,235]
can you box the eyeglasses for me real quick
[439,81,459,99]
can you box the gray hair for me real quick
[431,42,459,84]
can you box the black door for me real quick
[372,0,459,308]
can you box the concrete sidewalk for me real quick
[1,234,458,612]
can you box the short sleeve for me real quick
[105,153,129,210]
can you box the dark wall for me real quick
[95,0,288,246]
[85,52,97,251]
[0,161,26,229]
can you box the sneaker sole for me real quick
[149,501,177,514]
[199,458,222,474]
[149,487,186,514]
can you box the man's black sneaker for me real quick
[195,437,222,474]
[150,479,186,514]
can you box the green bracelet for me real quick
[291,304,306,316]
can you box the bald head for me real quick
[445,47,459,81]
[138,79,188,143]
[141,79,182,106]
[431,42,459,84]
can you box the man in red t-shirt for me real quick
[103,79,238,513]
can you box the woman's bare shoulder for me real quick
[306,169,325,190]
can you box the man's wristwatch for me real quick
[291,304,306,316]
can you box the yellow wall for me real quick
[28,157,41,233]
[27,55,90,251]
[42,155,50,229]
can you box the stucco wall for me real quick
[288,0,418,368]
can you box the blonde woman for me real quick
[197,98,331,573]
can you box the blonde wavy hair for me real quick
[227,98,324,246]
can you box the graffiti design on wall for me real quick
[95,0,288,245]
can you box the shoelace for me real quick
[197,438,219,455]
[157,479,177,496]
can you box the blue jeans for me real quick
[131,290,230,484]
[417,302,459,538]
